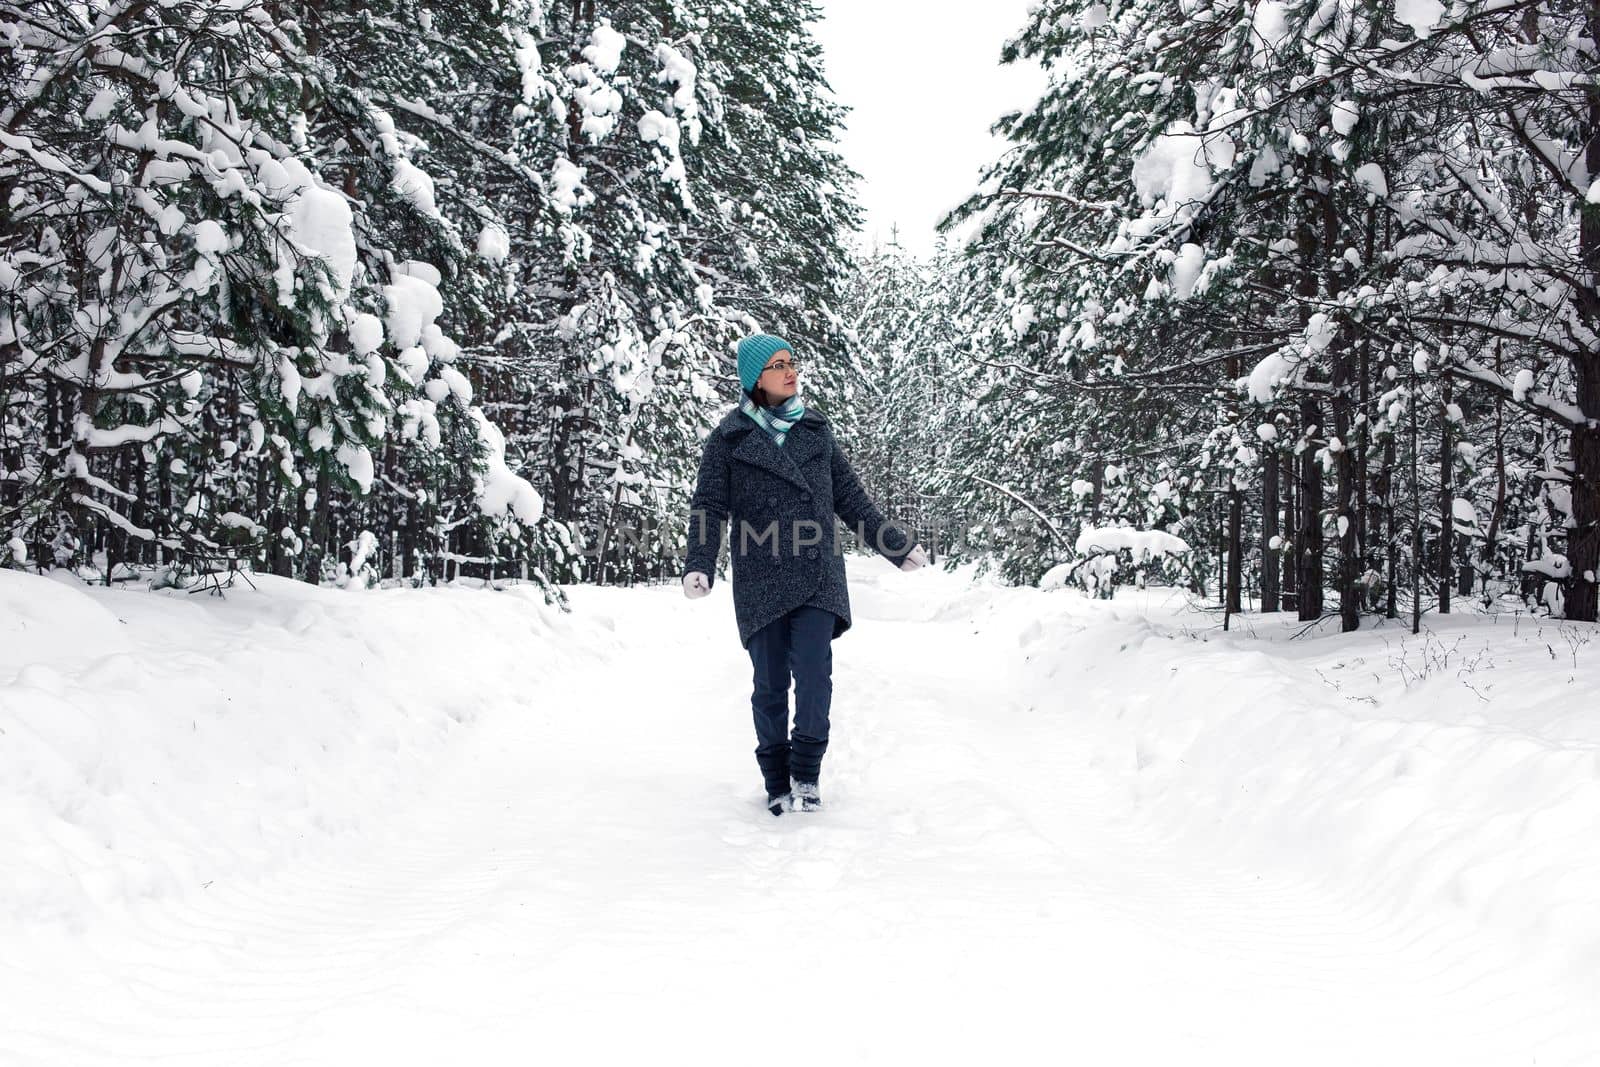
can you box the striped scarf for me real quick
[740,393,806,448]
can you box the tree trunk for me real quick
[1383,435,1398,619]
[305,459,330,585]
[1323,162,1357,632]
[1297,397,1324,621]
[1359,206,1377,611]
[1333,337,1358,632]
[1410,363,1423,635]
[1439,372,1454,613]
[1567,0,1600,621]
[1227,482,1242,616]
[1261,447,1280,612]
[1570,354,1600,620]
[1294,189,1324,623]
[1282,450,1297,612]
[1481,348,1508,597]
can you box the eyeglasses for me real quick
[762,358,801,375]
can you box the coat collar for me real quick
[721,405,827,492]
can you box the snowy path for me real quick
[3,564,1587,1065]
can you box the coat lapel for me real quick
[729,409,824,493]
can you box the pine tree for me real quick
[0,0,554,593]
[930,0,1594,625]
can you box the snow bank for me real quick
[2,559,1595,1061]
[0,569,571,930]
[1038,559,1077,591]
[1010,589,1600,1040]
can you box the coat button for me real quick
[802,492,811,501]
[766,494,776,505]
[806,548,818,560]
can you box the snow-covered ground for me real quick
[2,559,1596,1065]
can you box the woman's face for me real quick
[759,350,799,402]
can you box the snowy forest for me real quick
[4,0,1597,627]
[6,1,1600,1061]
[2,0,860,598]
[868,0,1600,630]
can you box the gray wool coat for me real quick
[683,404,914,648]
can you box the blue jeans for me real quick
[747,605,836,796]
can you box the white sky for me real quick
[815,1,1048,258]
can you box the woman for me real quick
[681,333,929,817]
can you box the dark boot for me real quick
[792,779,822,812]
[755,742,791,807]
[789,733,826,788]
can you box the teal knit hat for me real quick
[737,333,793,394]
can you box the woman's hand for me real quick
[683,571,711,599]
[899,544,929,572]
